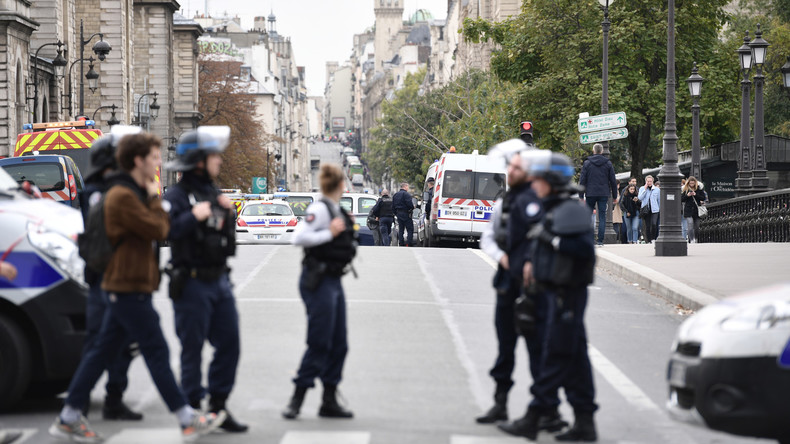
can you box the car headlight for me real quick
[27,222,85,285]
[720,303,790,331]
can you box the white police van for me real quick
[422,150,506,247]
[0,167,87,410]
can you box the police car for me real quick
[0,167,87,410]
[667,283,790,443]
[236,200,298,243]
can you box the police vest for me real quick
[494,193,513,251]
[304,199,358,274]
[532,197,595,288]
[170,181,236,268]
[377,197,393,217]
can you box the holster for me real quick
[303,257,327,291]
[164,265,188,301]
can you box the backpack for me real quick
[78,192,116,273]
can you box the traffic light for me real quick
[519,121,534,144]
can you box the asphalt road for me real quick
[2,246,770,444]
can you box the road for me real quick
[2,246,770,444]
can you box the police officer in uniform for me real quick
[164,126,247,433]
[392,182,414,246]
[283,163,358,420]
[517,150,598,442]
[423,177,435,218]
[370,189,393,246]
[477,140,566,435]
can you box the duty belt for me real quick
[188,265,229,281]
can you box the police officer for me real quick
[78,127,143,421]
[423,177,435,218]
[477,140,566,435]
[517,150,598,442]
[283,163,358,420]
[164,126,247,433]
[392,182,414,246]
[370,189,394,246]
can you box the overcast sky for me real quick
[180,0,448,95]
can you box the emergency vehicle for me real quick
[423,150,506,247]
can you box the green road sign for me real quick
[252,176,267,193]
[579,128,629,144]
[578,111,627,133]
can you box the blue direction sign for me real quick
[579,128,629,144]
[578,112,627,133]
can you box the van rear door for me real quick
[470,156,506,234]
[436,168,475,235]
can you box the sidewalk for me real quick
[595,243,790,310]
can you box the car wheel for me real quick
[0,314,32,411]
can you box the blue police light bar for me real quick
[22,124,33,131]
[85,120,96,128]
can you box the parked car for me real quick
[236,200,298,244]
[352,214,375,246]
[0,154,85,208]
[667,283,790,443]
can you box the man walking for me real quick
[392,182,414,246]
[370,189,394,246]
[579,143,618,246]
[164,126,247,433]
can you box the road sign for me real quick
[578,112,627,133]
[252,176,267,193]
[579,128,629,144]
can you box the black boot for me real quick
[497,408,541,441]
[209,394,248,433]
[539,408,569,432]
[476,389,508,423]
[102,395,143,421]
[555,411,597,442]
[282,386,308,420]
[189,399,202,410]
[318,384,353,419]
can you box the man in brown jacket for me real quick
[50,133,225,443]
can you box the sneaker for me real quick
[48,416,103,443]
[181,411,227,442]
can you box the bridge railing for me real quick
[699,188,790,243]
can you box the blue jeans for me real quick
[66,292,188,412]
[681,217,688,239]
[586,196,608,244]
[625,215,640,243]
[379,216,393,246]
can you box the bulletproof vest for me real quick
[170,181,236,267]
[378,196,393,216]
[494,193,512,251]
[305,199,358,273]
[532,197,596,288]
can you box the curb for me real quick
[595,249,719,311]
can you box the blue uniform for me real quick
[165,173,240,406]
[370,195,393,246]
[392,188,414,246]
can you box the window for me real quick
[2,163,64,192]
[340,197,353,213]
[475,173,505,200]
[359,197,377,214]
[442,170,505,201]
[286,196,314,216]
[242,203,292,216]
[442,170,474,199]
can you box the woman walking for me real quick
[681,176,707,243]
[620,184,641,244]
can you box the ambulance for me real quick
[423,150,506,246]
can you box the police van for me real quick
[423,150,506,246]
[0,167,87,410]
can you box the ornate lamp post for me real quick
[597,0,618,243]
[735,32,753,196]
[781,56,790,95]
[92,104,120,127]
[133,92,160,128]
[62,56,99,118]
[749,25,770,192]
[78,19,112,117]
[27,40,67,122]
[686,63,704,180]
[655,0,687,256]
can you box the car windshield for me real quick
[287,196,314,216]
[359,197,377,213]
[0,167,19,191]
[242,203,292,216]
[1,162,65,192]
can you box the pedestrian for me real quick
[478,140,567,435]
[49,132,224,443]
[283,163,357,420]
[423,177,436,218]
[77,127,144,421]
[370,189,393,246]
[163,126,247,433]
[392,182,415,246]
[578,143,618,246]
[638,175,660,243]
[518,150,598,442]
[366,208,382,245]
[681,176,707,244]
[680,178,688,240]
[611,182,623,244]
[620,184,641,244]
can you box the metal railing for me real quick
[699,188,790,242]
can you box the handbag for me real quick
[693,197,708,219]
[639,203,651,218]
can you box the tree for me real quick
[198,57,280,190]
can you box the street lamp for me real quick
[62,56,98,118]
[85,60,99,93]
[27,40,68,123]
[78,19,112,117]
[134,92,160,127]
[686,62,704,180]
[92,104,120,127]
[749,24,770,192]
[781,56,790,95]
[735,32,753,196]
[655,0,687,256]
[597,0,618,243]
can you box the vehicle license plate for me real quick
[255,234,278,240]
[668,360,687,387]
[446,210,467,217]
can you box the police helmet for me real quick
[487,138,535,169]
[166,126,231,172]
[84,125,142,182]
[523,150,576,191]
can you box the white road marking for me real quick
[280,431,370,444]
[471,248,498,269]
[451,435,525,443]
[235,297,493,308]
[235,245,281,295]
[413,250,489,411]
[6,429,37,444]
[104,428,180,443]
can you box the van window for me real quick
[340,197,353,213]
[287,196,314,216]
[475,172,506,200]
[64,157,84,191]
[2,163,65,192]
[359,197,377,214]
[443,170,474,198]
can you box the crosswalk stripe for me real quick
[104,428,180,443]
[280,431,370,444]
[450,435,526,443]
[7,429,37,443]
